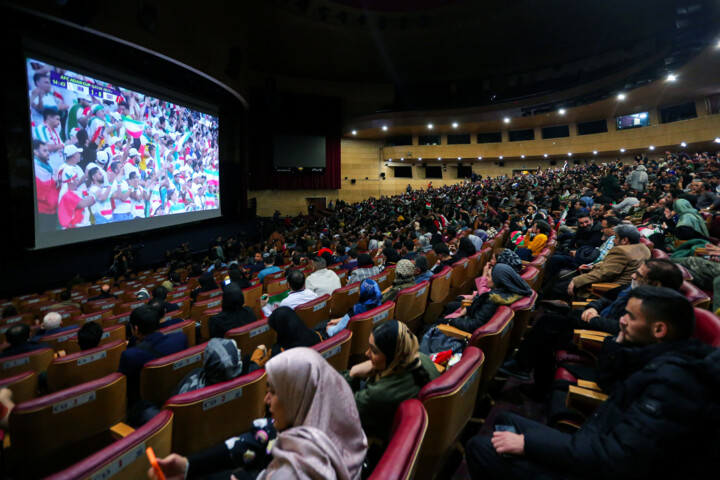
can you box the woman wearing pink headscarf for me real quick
[150,348,367,480]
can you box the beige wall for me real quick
[250,114,720,216]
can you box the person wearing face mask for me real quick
[500,259,684,385]
[150,348,368,480]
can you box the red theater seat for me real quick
[8,373,127,478]
[469,306,514,398]
[416,346,484,480]
[0,371,38,404]
[66,323,127,354]
[158,319,195,347]
[141,342,208,406]
[448,258,469,299]
[329,282,361,318]
[681,280,711,310]
[650,248,669,259]
[0,346,53,379]
[394,281,430,331]
[225,319,277,359]
[692,308,720,347]
[508,290,538,352]
[311,329,352,371]
[163,369,267,456]
[295,294,331,329]
[423,266,452,324]
[347,301,395,364]
[368,399,428,480]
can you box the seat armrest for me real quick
[437,324,472,340]
[577,380,602,391]
[566,385,608,411]
[694,248,709,257]
[590,283,621,296]
[573,330,610,350]
[110,422,135,439]
[572,301,590,310]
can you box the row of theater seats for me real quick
[2,219,718,478]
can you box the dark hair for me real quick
[614,224,641,244]
[59,290,72,301]
[130,306,162,335]
[33,72,48,85]
[78,321,103,351]
[32,139,46,152]
[628,286,694,340]
[533,220,551,235]
[357,253,374,268]
[644,259,683,290]
[603,216,621,228]
[43,108,60,120]
[168,271,181,283]
[152,285,168,301]
[433,243,450,256]
[287,269,306,291]
[6,323,31,347]
[348,248,358,259]
[415,255,429,273]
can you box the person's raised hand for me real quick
[491,431,525,456]
[147,453,188,480]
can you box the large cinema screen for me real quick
[26,56,221,249]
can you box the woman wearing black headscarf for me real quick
[266,306,321,356]
[444,264,532,333]
[208,283,256,338]
[454,237,477,261]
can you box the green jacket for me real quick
[342,353,441,442]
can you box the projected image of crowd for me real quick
[27,57,220,232]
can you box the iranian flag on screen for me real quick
[123,116,144,138]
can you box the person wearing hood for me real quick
[442,263,532,333]
[173,338,244,395]
[467,287,720,480]
[208,283,256,338]
[381,259,418,303]
[626,164,648,192]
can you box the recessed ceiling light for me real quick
[681,142,687,147]
[593,150,598,155]
[543,154,548,158]
[567,152,572,156]
[478,156,482,160]
[715,137,720,143]
[521,155,525,158]
[499,156,504,159]
[649,146,655,150]
[667,73,677,82]
[389,158,392,161]
[418,157,422,160]
[437,157,442,160]
[503,117,510,124]
[382,125,388,131]
[351,130,357,135]
[452,122,459,128]
[617,93,626,100]
[427,123,433,129]
[558,108,566,115]
[620,148,626,152]
[400,157,404,161]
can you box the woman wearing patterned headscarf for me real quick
[152,348,368,480]
[172,338,244,395]
[342,320,440,442]
[381,259,418,303]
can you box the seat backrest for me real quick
[329,283,362,318]
[692,308,720,347]
[520,265,540,291]
[336,269,349,287]
[311,329,352,371]
[37,325,80,351]
[262,271,285,288]
[67,311,107,329]
[650,248,669,259]
[508,291,538,351]
[425,251,437,267]
[367,399,428,480]
[46,410,175,480]
[449,258,469,289]
[66,323,127,354]
[680,280,711,310]
[47,340,126,392]
[173,296,191,319]
[368,270,391,291]
[465,251,483,283]
[164,369,267,456]
[295,294,331,329]
[9,373,127,478]
[101,311,132,328]
[225,319,278,357]
[394,281,430,331]
[470,306,514,385]
[158,319,195,347]
[192,296,225,321]
[266,276,289,296]
[140,342,208,406]
[242,283,263,308]
[0,346,54,379]
[168,285,190,301]
[418,347,484,465]
[428,266,452,304]
[348,302,395,356]
[196,288,223,303]
[84,299,119,315]
[114,299,145,315]
[0,370,38,404]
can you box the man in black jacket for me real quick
[547,214,604,278]
[467,286,720,480]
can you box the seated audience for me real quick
[319,279,382,338]
[254,307,321,365]
[209,283,256,338]
[261,269,318,316]
[342,320,440,442]
[515,220,550,261]
[87,284,117,302]
[466,287,720,480]
[173,338,244,395]
[257,252,281,283]
[381,259,417,303]
[305,256,341,297]
[0,323,49,358]
[347,253,382,285]
[191,272,219,303]
[152,285,180,313]
[150,348,367,480]
[77,320,103,351]
[32,311,76,340]
[413,255,433,284]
